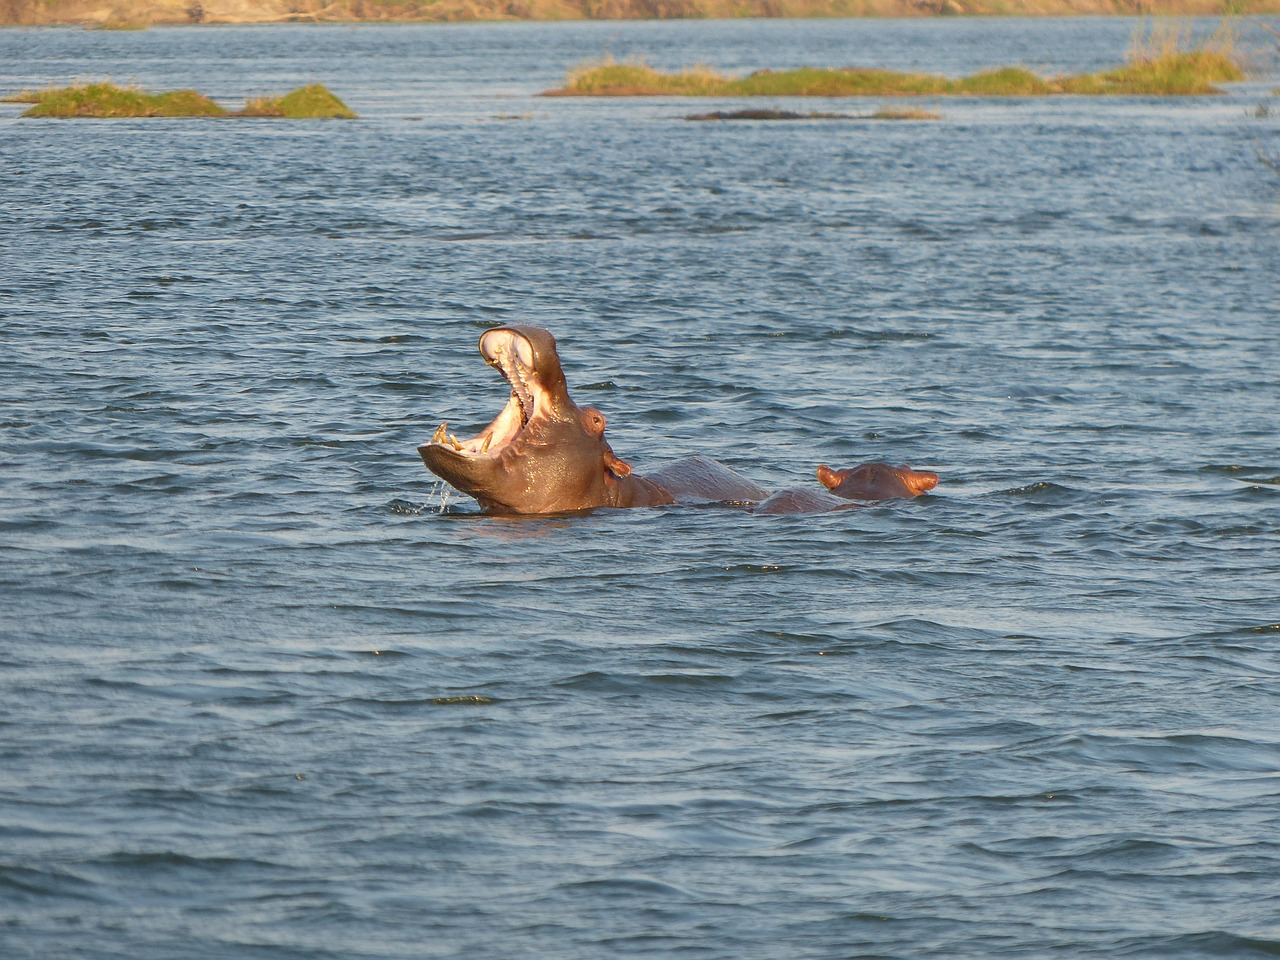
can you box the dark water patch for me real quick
[1171,623,1280,659]
[1200,463,1279,477]
[1032,731,1280,774]
[385,498,443,516]
[1111,932,1280,958]
[1229,484,1279,499]
[1000,481,1095,505]
[685,109,859,122]
[553,670,740,695]
[0,864,106,904]
[558,876,696,898]
[81,849,284,892]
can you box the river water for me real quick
[2,17,1279,959]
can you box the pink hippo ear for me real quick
[583,408,633,478]
[903,466,939,495]
[816,464,845,490]
[604,446,633,478]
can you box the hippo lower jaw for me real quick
[420,328,544,465]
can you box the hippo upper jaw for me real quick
[421,327,559,458]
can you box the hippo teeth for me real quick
[481,331,538,426]
[499,352,535,425]
[432,422,465,451]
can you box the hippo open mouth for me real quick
[419,325,639,514]
[425,328,548,461]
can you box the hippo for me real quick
[751,461,938,514]
[418,326,936,515]
[418,326,766,513]
[817,461,938,501]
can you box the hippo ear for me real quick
[816,464,841,490]
[604,445,633,479]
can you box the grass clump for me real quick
[956,67,1053,97]
[548,62,1059,97]
[20,82,225,117]
[554,57,727,97]
[727,66,947,97]
[239,84,357,119]
[1057,51,1242,95]
[18,81,356,119]
[1060,21,1243,95]
[684,107,941,121]
[548,23,1245,99]
[871,105,942,120]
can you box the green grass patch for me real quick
[548,23,1247,99]
[1057,50,1242,95]
[548,60,1071,97]
[871,105,943,120]
[1059,22,1243,95]
[18,81,357,119]
[239,84,357,119]
[684,107,941,121]
[21,82,225,117]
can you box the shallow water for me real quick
[2,17,1279,959]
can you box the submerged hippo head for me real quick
[817,461,938,501]
[418,326,635,514]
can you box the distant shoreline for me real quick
[4,0,1278,29]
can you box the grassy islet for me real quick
[548,23,1245,99]
[12,81,357,118]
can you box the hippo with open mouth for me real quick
[418,325,765,513]
[418,325,936,515]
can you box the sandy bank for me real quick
[4,0,1278,28]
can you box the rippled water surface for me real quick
[2,18,1279,959]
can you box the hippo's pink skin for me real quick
[418,326,766,514]
[816,462,939,501]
